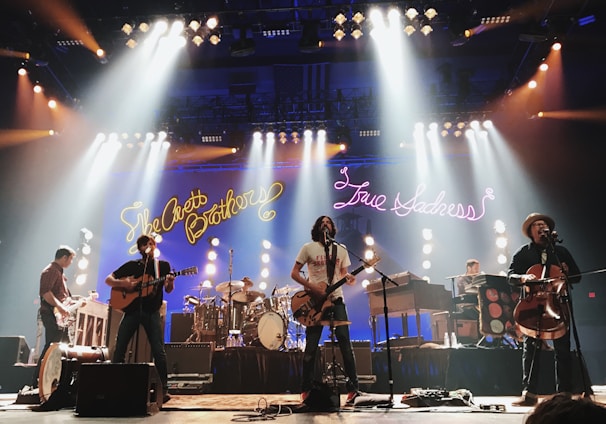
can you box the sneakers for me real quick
[346,390,363,405]
[512,391,538,407]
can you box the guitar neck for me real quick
[324,262,368,296]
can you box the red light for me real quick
[588,292,596,298]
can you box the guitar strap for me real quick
[324,243,337,286]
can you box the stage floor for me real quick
[0,393,550,424]
[2,391,606,424]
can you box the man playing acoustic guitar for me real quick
[105,234,174,404]
[290,215,362,406]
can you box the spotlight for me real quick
[192,35,203,46]
[188,19,201,32]
[405,8,419,20]
[334,11,347,26]
[333,24,346,41]
[209,30,221,45]
[424,8,438,20]
[351,23,363,39]
[206,16,219,30]
[121,23,134,35]
[352,11,365,25]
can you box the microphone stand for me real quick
[327,236,398,408]
[544,232,594,397]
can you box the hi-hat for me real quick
[216,280,245,292]
[232,290,266,303]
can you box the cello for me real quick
[513,264,570,340]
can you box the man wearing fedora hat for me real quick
[507,213,581,406]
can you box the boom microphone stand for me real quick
[543,230,594,397]
[326,236,398,407]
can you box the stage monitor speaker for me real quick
[76,363,162,417]
[165,342,213,375]
[322,340,372,376]
[0,336,29,367]
[170,313,194,342]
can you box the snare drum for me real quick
[241,311,286,350]
[39,343,108,402]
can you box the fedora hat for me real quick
[522,213,555,238]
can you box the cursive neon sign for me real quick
[120,182,285,251]
[333,167,495,221]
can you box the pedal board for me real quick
[167,373,213,394]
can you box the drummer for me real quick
[454,259,481,321]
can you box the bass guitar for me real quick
[291,256,380,327]
[110,266,198,311]
[55,291,99,329]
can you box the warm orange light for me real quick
[18,68,27,76]
[551,42,562,51]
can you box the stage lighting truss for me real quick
[403,6,438,37]
[119,16,223,48]
[332,10,365,41]
[251,122,331,145]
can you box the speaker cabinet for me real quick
[76,363,162,417]
[0,336,29,367]
[322,340,372,376]
[165,342,213,375]
[170,313,194,342]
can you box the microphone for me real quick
[271,285,277,296]
[323,228,331,246]
[144,246,152,254]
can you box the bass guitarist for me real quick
[105,234,174,405]
[290,215,362,406]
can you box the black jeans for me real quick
[521,331,572,394]
[301,300,359,393]
[33,308,68,387]
[112,308,169,391]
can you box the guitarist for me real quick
[290,215,362,406]
[33,245,76,390]
[105,234,174,405]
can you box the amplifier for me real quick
[165,342,214,376]
[322,340,372,376]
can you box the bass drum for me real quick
[39,343,109,402]
[242,311,286,351]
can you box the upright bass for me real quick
[513,264,570,340]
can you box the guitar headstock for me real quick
[178,266,198,276]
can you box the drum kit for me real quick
[184,280,305,351]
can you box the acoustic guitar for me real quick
[291,256,379,327]
[110,266,198,311]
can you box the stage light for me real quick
[206,16,219,30]
[192,35,203,46]
[420,24,433,36]
[351,24,363,39]
[209,30,221,45]
[404,25,416,36]
[405,8,419,20]
[48,99,57,109]
[352,11,365,25]
[17,67,27,76]
[125,39,137,49]
[424,8,438,20]
[334,11,347,26]
[139,21,150,33]
[33,84,42,93]
[188,19,201,32]
[121,23,134,35]
[333,24,346,41]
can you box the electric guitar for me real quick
[291,256,380,327]
[110,266,198,311]
[55,290,99,329]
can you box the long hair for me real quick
[311,215,337,242]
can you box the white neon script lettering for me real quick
[333,167,495,221]
[333,167,387,211]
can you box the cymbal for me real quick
[216,280,245,292]
[232,290,266,303]
[318,320,351,327]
